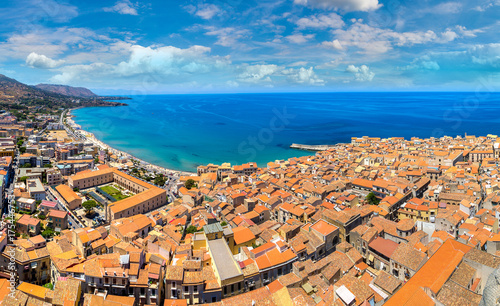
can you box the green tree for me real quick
[43,283,53,290]
[184,225,199,234]
[43,163,52,168]
[82,200,97,214]
[19,147,26,154]
[22,163,31,168]
[154,175,166,186]
[220,221,227,226]
[41,227,55,239]
[19,176,28,183]
[366,192,380,205]
[185,179,196,190]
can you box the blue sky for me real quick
[0,0,498,94]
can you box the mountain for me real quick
[0,74,127,114]
[35,84,98,98]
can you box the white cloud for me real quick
[283,67,325,85]
[238,64,324,85]
[419,2,462,14]
[402,56,441,71]
[473,0,500,11]
[290,61,309,67]
[226,80,239,88]
[238,64,279,83]
[439,30,458,43]
[294,13,345,29]
[402,44,500,75]
[327,21,461,54]
[345,64,374,81]
[0,27,117,61]
[322,39,344,50]
[467,43,500,66]
[203,27,250,48]
[104,0,139,15]
[50,44,231,84]
[455,26,483,38]
[26,52,65,69]
[0,0,79,24]
[185,3,222,20]
[294,0,382,12]
[285,33,315,44]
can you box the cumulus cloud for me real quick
[185,3,222,20]
[294,0,382,12]
[294,13,345,29]
[238,64,324,85]
[104,0,139,15]
[283,67,325,85]
[345,64,374,81]
[402,56,441,71]
[238,64,279,83]
[285,33,315,44]
[325,21,460,54]
[50,44,231,84]
[26,52,65,69]
[401,43,500,77]
[0,27,130,64]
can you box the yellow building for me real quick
[67,167,167,221]
[207,238,245,298]
[231,227,256,255]
[398,201,438,222]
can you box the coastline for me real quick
[67,108,196,176]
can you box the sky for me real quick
[0,0,499,94]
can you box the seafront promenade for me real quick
[290,143,337,151]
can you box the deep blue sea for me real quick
[72,92,500,172]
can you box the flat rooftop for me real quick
[203,222,223,234]
[208,238,242,281]
[27,178,44,193]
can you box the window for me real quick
[185,286,189,293]
[193,286,198,293]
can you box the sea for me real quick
[72,92,500,172]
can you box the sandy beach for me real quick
[67,109,196,176]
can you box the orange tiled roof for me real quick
[385,239,472,306]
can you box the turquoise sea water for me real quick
[72,92,500,172]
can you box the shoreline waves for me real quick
[68,109,196,176]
